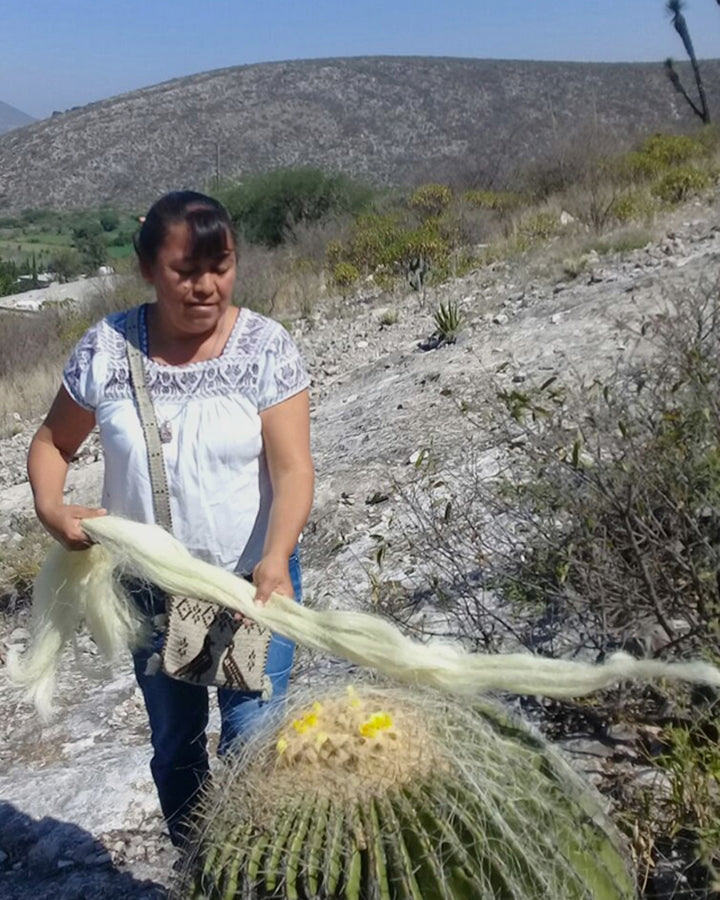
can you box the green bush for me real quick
[639,133,705,167]
[390,220,450,270]
[72,218,107,269]
[512,211,560,251]
[326,213,452,290]
[608,191,656,224]
[332,261,360,293]
[342,213,403,270]
[652,167,712,204]
[609,134,711,184]
[98,209,120,232]
[221,168,373,247]
[0,259,19,295]
[615,133,708,186]
[462,189,525,211]
[50,247,83,282]
[409,183,453,218]
[651,712,720,884]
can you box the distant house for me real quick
[16,272,55,286]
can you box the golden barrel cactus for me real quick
[179,685,635,899]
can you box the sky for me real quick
[3,0,720,119]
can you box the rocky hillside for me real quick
[1,56,720,212]
[1,194,720,897]
[0,100,34,136]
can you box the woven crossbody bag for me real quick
[125,307,273,695]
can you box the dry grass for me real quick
[0,516,51,614]
[0,265,148,435]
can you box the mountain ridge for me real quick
[1,55,719,211]
[0,100,35,136]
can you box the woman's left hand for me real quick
[252,553,295,606]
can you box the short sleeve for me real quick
[256,326,310,411]
[62,321,109,411]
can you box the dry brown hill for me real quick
[1,55,720,212]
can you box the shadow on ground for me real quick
[0,802,167,900]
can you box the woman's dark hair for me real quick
[133,190,236,268]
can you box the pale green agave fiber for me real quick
[178,686,635,900]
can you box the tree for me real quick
[0,258,19,295]
[665,0,711,124]
[98,209,120,232]
[50,248,82,283]
[72,219,107,270]
[221,168,373,247]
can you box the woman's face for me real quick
[142,220,237,337]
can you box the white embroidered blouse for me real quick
[63,304,310,573]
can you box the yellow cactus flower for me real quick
[358,710,395,739]
[371,711,393,730]
[346,686,361,708]
[292,711,319,733]
[359,722,379,739]
[276,737,288,755]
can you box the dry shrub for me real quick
[0,366,65,436]
[399,282,720,659]
[0,516,51,614]
[495,289,720,662]
[390,278,720,893]
[234,238,294,316]
[441,197,502,249]
[0,266,149,433]
[235,237,325,319]
[523,124,636,232]
[522,124,625,199]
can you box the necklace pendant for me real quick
[159,421,173,443]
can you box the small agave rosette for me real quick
[180,685,635,899]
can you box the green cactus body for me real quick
[324,805,345,894]
[285,799,315,900]
[246,832,270,885]
[375,795,423,900]
[178,686,635,899]
[303,794,328,895]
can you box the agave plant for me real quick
[178,685,634,899]
[433,300,463,342]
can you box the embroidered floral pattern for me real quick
[63,306,309,409]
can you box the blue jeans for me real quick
[130,552,302,846]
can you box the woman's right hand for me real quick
[37,504,107,551]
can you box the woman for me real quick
[26,190,314,846]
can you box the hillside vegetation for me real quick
[1,56,720,212]
[2,125,720,422]
[0,207,138,293]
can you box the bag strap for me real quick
[125,306,174,531]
